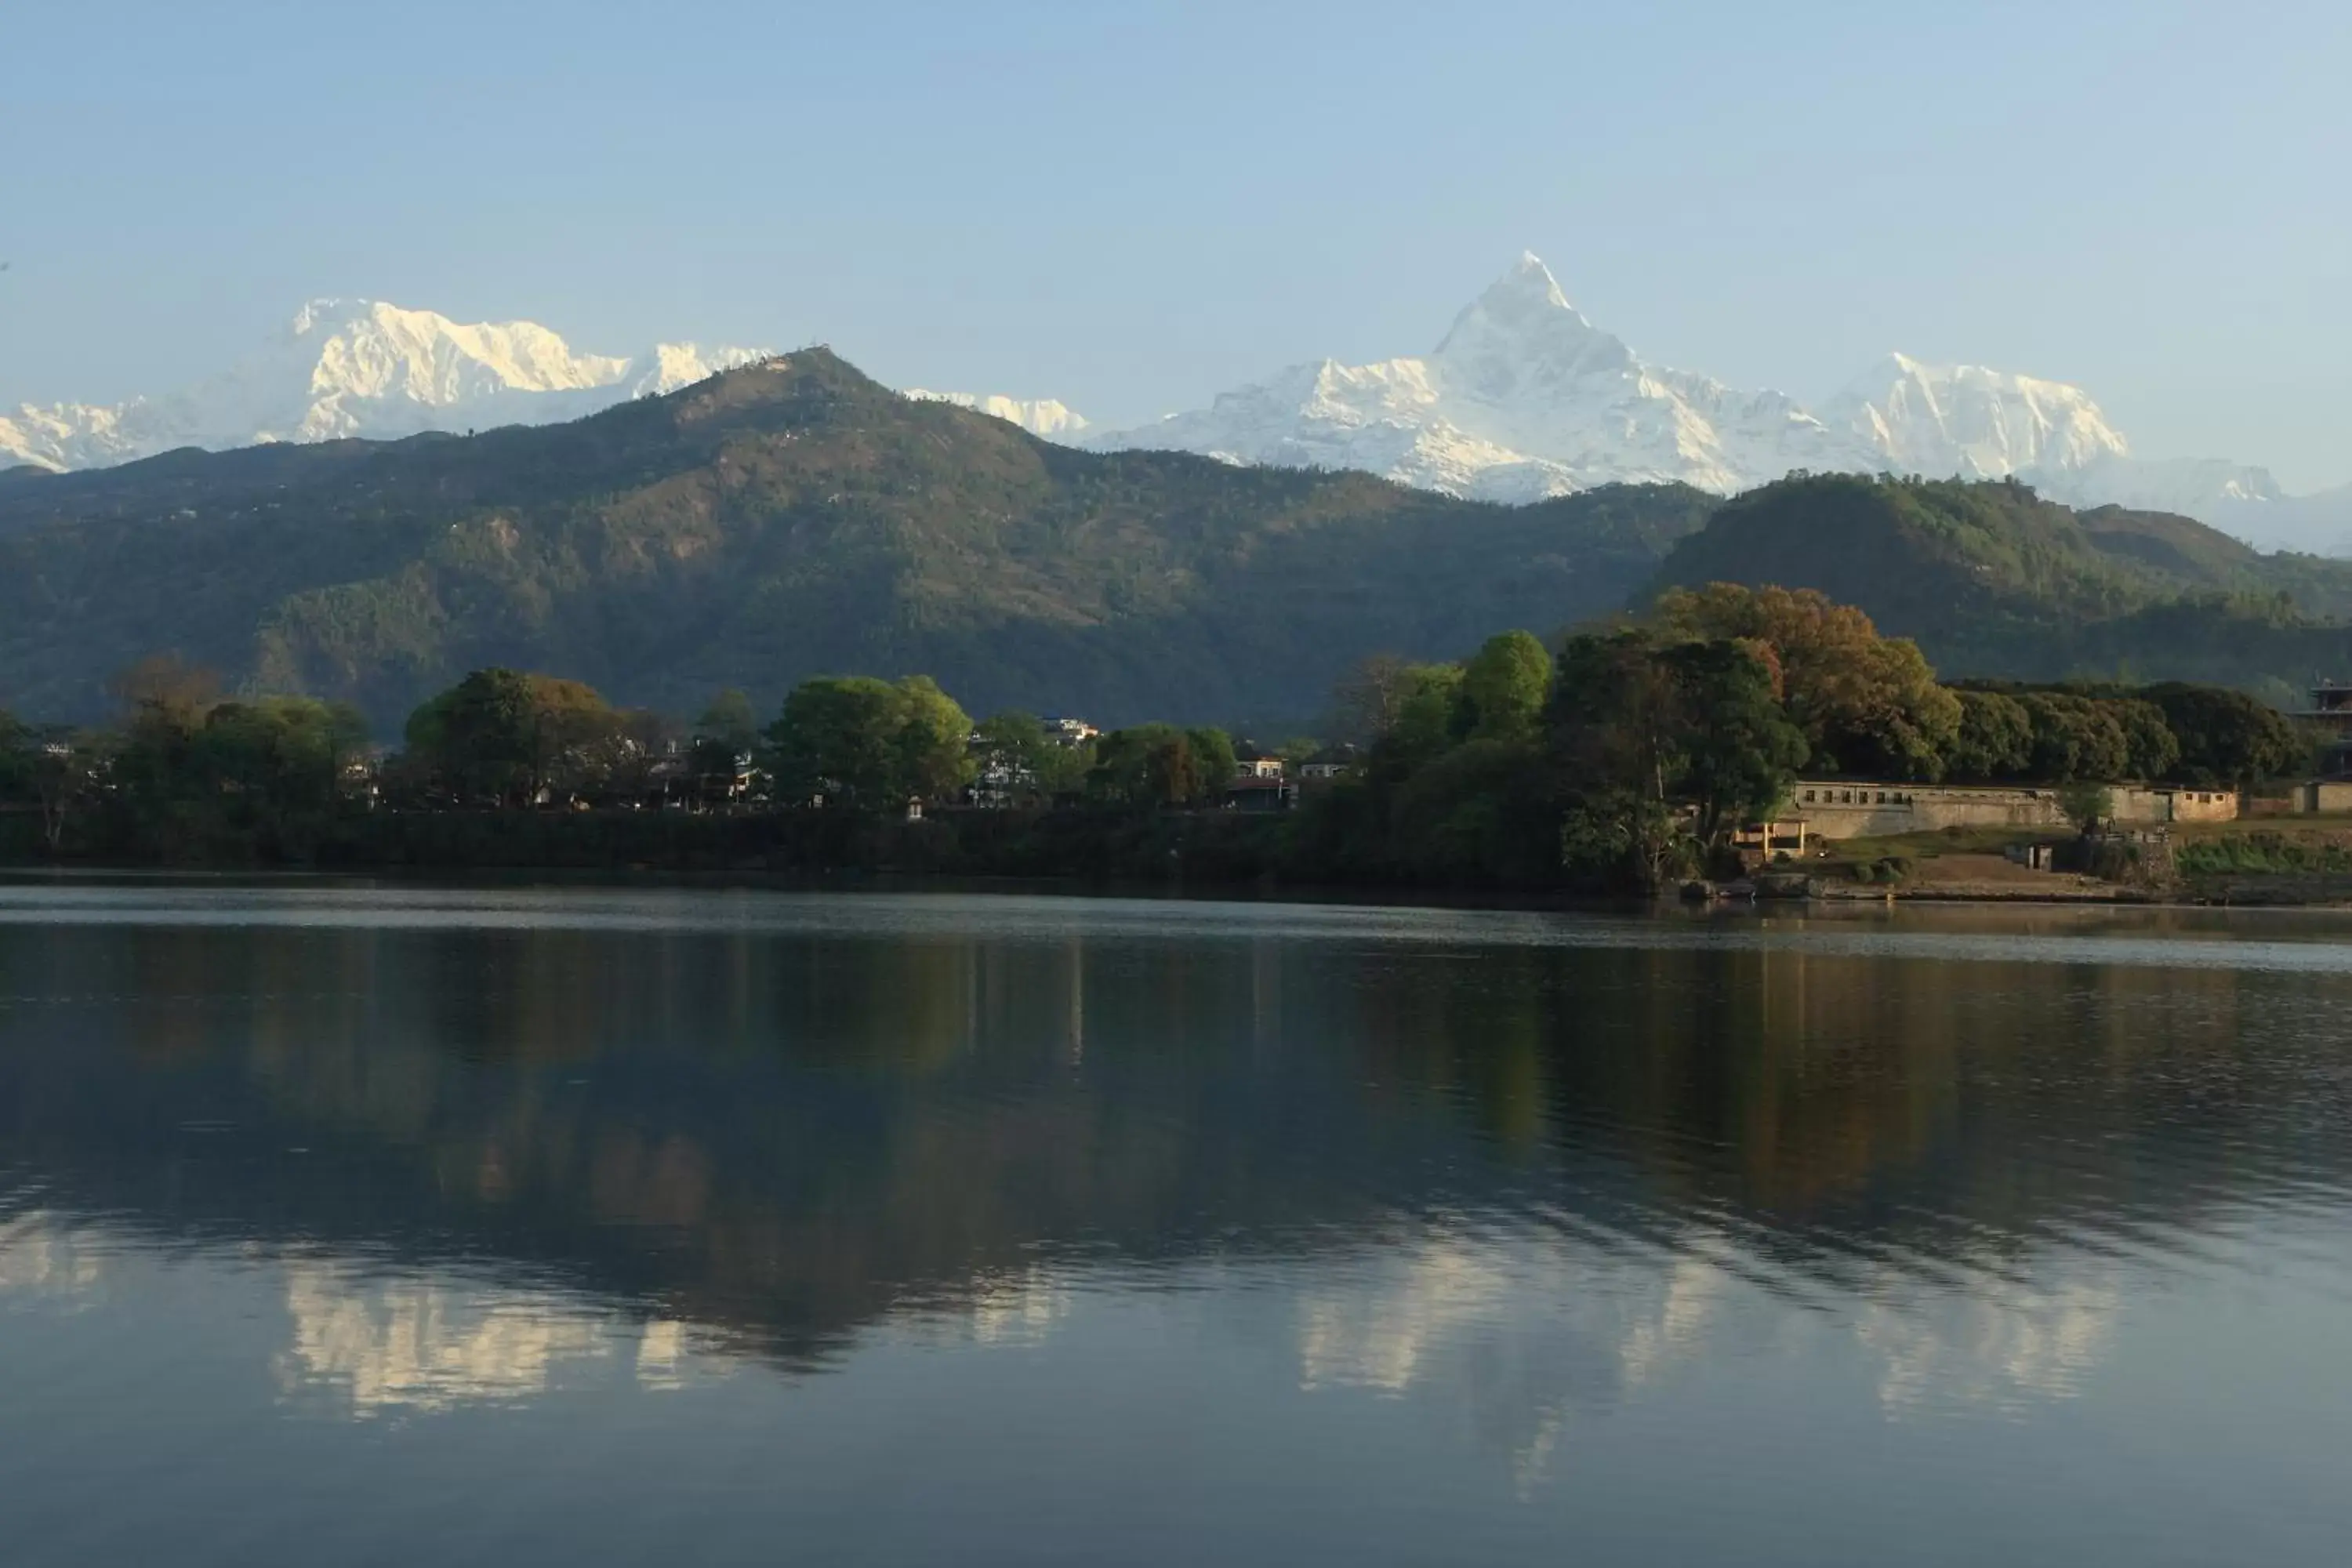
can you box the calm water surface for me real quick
[3,883,2350,1565]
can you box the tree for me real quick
[1457,630,1554,744]
[1552,632,1687,889]
[974,710,1094,802]
[1653,583,1958,779]
[2016,693,2129,783]
[1944,689,2034,781]
[695,689,761,753]
[1330,654,1417,744]
[2058,782,2114,833]
[764,675,975,815]
[895,677,979,804]
[1381,664,1467,768]
[2,724,107,855]
[109,653,222,733]
[1185,727,1238,791]
[2142,682,2307,786]
[1549,631,1806,887]
[1088,724,1226,810]
[2111,698,2181,782]
[403,670,624,806]
[1658,639,1809,851]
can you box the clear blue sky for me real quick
[4,0,2347,488]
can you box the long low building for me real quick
[1787,780,2238,840]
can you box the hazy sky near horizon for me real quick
[3,0,2347,488]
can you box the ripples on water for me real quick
[2,883,2350,1566]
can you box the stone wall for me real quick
[1789,782,2068,840]
[2111,786,2241,825]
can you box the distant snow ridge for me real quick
[1084,254,1860,503]
[1077,252,2310,539]
[5,262,2339,553]
[0,299,767,471]
[902,389,1091,439]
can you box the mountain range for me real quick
[1070,256,2329,549]
[0,299,764,472]
[3,347,2348,731]
[5,257,2342,553]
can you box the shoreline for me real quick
[9,857,2352,916]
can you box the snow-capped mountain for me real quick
[6,262,2340,554]
[902,389,1091,439]
[0,299,766,472]
[1818,354,2288,517]
[1080,253,2328,546]
[1086,254,1863,503]
[1820,354,2132,479]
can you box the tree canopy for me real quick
[765,675,975,815]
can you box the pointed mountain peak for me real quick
[1501,250,1571,305]
[1432,251,1624,378]
[289,297,380,336]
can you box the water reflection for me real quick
[0,1210,105,1303]
[2,887,2350,1560]
[275,1262,622,1417]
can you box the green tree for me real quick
[1549,631,1805,887]
[404,669,623,806]
[1,723,107,855]
[695,689,762,753]
[1552,632,1687,889]
[2142,682,2307,786]
[1457,630,1554,744]
[1088,723,1225,810]
[2111,698,2181,782]
[1653,583,1958,779]
[765,675,974,814]
[1944,689,2035,781]
[1658,639,1809,851]
[2058,782,2114,832]
[2016,693,2129,783]
[894,676,980,804]
[975,711,1094,800]
[1185,727,1238,791]
[1381,664,1467,768]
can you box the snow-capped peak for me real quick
[1821,353,2132,479]
[1077,251,2310,532]
[903,390,1091,439]
[0,302,768,472]
[1084,252,1849,501]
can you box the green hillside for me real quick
[0,350,1715,730]
[1650,474,2352,703]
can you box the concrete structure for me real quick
[1236,757,1286,780]
[1788,781,2068,840]
[2293,683,2352,778]
[2299,780,2352,814]
[1731,818,1809,863]
[1790,779,2238,839]
[2110,786,2240,825]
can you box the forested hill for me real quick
[8,368,2347,732]
[0,350,1715,729]
[1649,474,2352,705]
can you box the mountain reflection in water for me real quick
[2,887,2349,1566]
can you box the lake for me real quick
[2,883,2349,1566]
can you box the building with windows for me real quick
[2293,683,2352,778]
